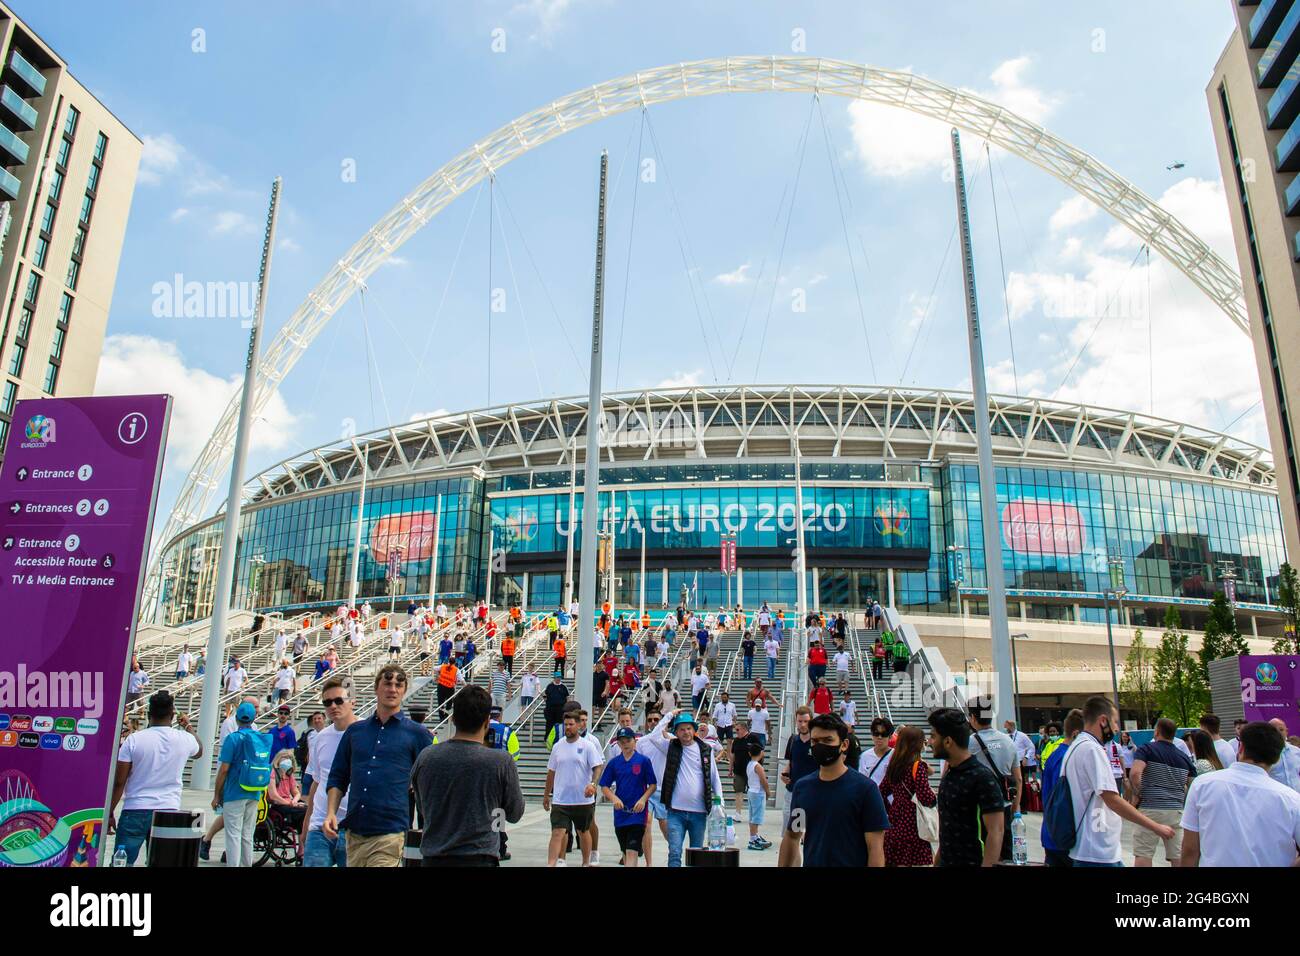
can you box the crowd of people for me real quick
[110,597,1300,870]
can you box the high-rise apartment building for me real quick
[0,2,140,462]
[1209,0,1300,562]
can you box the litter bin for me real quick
[404,829,423,868]
[685,847,740,868]
[148,809,204,867]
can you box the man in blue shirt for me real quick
[438,635,453,665]
[267,705,297,762]
[324,664,433,867]
[778,712,889,867]
[599,727,658,866]
[211,701,270,868]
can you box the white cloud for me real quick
[211,211,256,237]
[713,263,751,286]
[139,133,184,186]
[408,408,452,423]
[1049,196,1098,234]
[382,256,410,268]
[657,369,704,389]
[94,335,298,471]
[849,57,1060,178]
[985,358,1046,396]
[808,272,828,285]
[277,237,301,253]
[169,207,190,222]
[512,0,579,42]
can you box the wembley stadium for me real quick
[155,383,1288,645]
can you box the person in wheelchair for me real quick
[266,749,307,832]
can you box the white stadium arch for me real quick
[141,55,1251,615]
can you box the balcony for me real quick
[0,166,19,201]
[5,49,45,98]
[1258,1,1300,86]
[1279,114,1300,170]
[1251,0,1294,47]
[1269,63,1300,127]
[0,86,36,131]
[0,123,28,166]
[1287,173,1300,214]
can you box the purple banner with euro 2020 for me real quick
[1239,654,1300,737]
[0,395,171,867]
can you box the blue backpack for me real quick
[1042,741,1093,851]
[235,728,274,793]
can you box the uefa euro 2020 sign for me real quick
[1239,655,1300,737]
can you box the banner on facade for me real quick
[0,395,171,866]
[1239,654,1300,737]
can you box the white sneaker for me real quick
[590,850,601,866]
[554,858,567,867]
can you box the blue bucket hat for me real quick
[671,712,698,729]
[235,701,257,725]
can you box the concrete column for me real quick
[811,567,820,610]
[736,566,743,607]
[1020,602,1027,621]
[661,567,668,607]
[1251,615,1259,637]
[887,568,895,608]
[522,571,530,611]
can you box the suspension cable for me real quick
[1051,244,1146,398]
[985,141,1019,396]
[358,289,391,428]
[614,109,647,389]
[492,176,547,400]
[753,96,818,382]
[487,172,495,406]
[816,96,878,383]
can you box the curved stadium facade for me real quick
[156,385,1288,637]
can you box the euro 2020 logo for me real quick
[1256,662,1279,686]
[24,415,56,446]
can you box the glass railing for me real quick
[1287,173,1300,215]
[1259,1,1300,86]
[1278,115,1300,170]
[1251,0,1291,48]
[0,123,28,165]
[0,166,19,201]
[1270,61,1300,128]
[7,49,45,97]
[1295,230,1300,262]
[0,86,36,129]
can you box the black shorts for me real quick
[551,804,595,833]
[717,726,734,740]
[615,824,646,855]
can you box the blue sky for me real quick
[16,0,1259,524]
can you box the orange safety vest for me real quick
[641,614,650,629]
[554,639,566,658]
[438,664,458,688]
[502,638,515,656]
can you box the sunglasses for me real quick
[322,696,348,707]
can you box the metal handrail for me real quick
[849,619,892,723]
[591,617,671,731]
[598,617,692,750]
[699,627,741,720]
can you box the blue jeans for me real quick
[113,808,155,865]
[767,658,776,679]
[304,829,348,867]
[742,656,753,679]
[1073,859,1123,867]
[665,809,707,868]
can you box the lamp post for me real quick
[1102,554,1127,706]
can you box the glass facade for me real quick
[158,456,1287,626]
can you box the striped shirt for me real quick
[1132,739,1195,809]
[491,671,508,697]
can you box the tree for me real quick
[1275,563,1300,655]
[1153,606,1210,727]
[1119,628,1156,728]
[1198,591,1250,683]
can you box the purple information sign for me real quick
[1239,654,1300,738]
[0,395,170,867]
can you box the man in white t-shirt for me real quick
[175,646,193,681]
[1199,714,1237,768]
[273,661,297,703]
[746,701,771,751]
[1267,718,1300,794]
[1182,720,1300,867]
[712,693,737,742]
[764,636,780,680]
[839,694,857,729]
[302,676,357,867]
[832,648,851,694]
[690,666,711,711]
[543,712,604,866]
[1004,719,1037,781]
[1065,696,1174,866]
[638,710,724,867]
[109,691,202,865]
[274,630,289,662]
[223,657,248,694]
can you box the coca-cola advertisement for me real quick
[1002,499,1086,556]
[369,510,438,564]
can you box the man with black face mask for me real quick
[1065,696,1174,867]
[777,713,888,867]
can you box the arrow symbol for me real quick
[15,468,27,480]
[8,502,18,515]
[2,537,12,549]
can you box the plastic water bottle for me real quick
[707,795,727,850]
[1011,812,1028,865]
[725,816,736,848]
[112,847,128,868]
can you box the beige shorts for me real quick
[1132,807,1183,861]
[345,831,405,868]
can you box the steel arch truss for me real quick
[144,56,1253,610]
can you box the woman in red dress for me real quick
[876,725,937,867]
